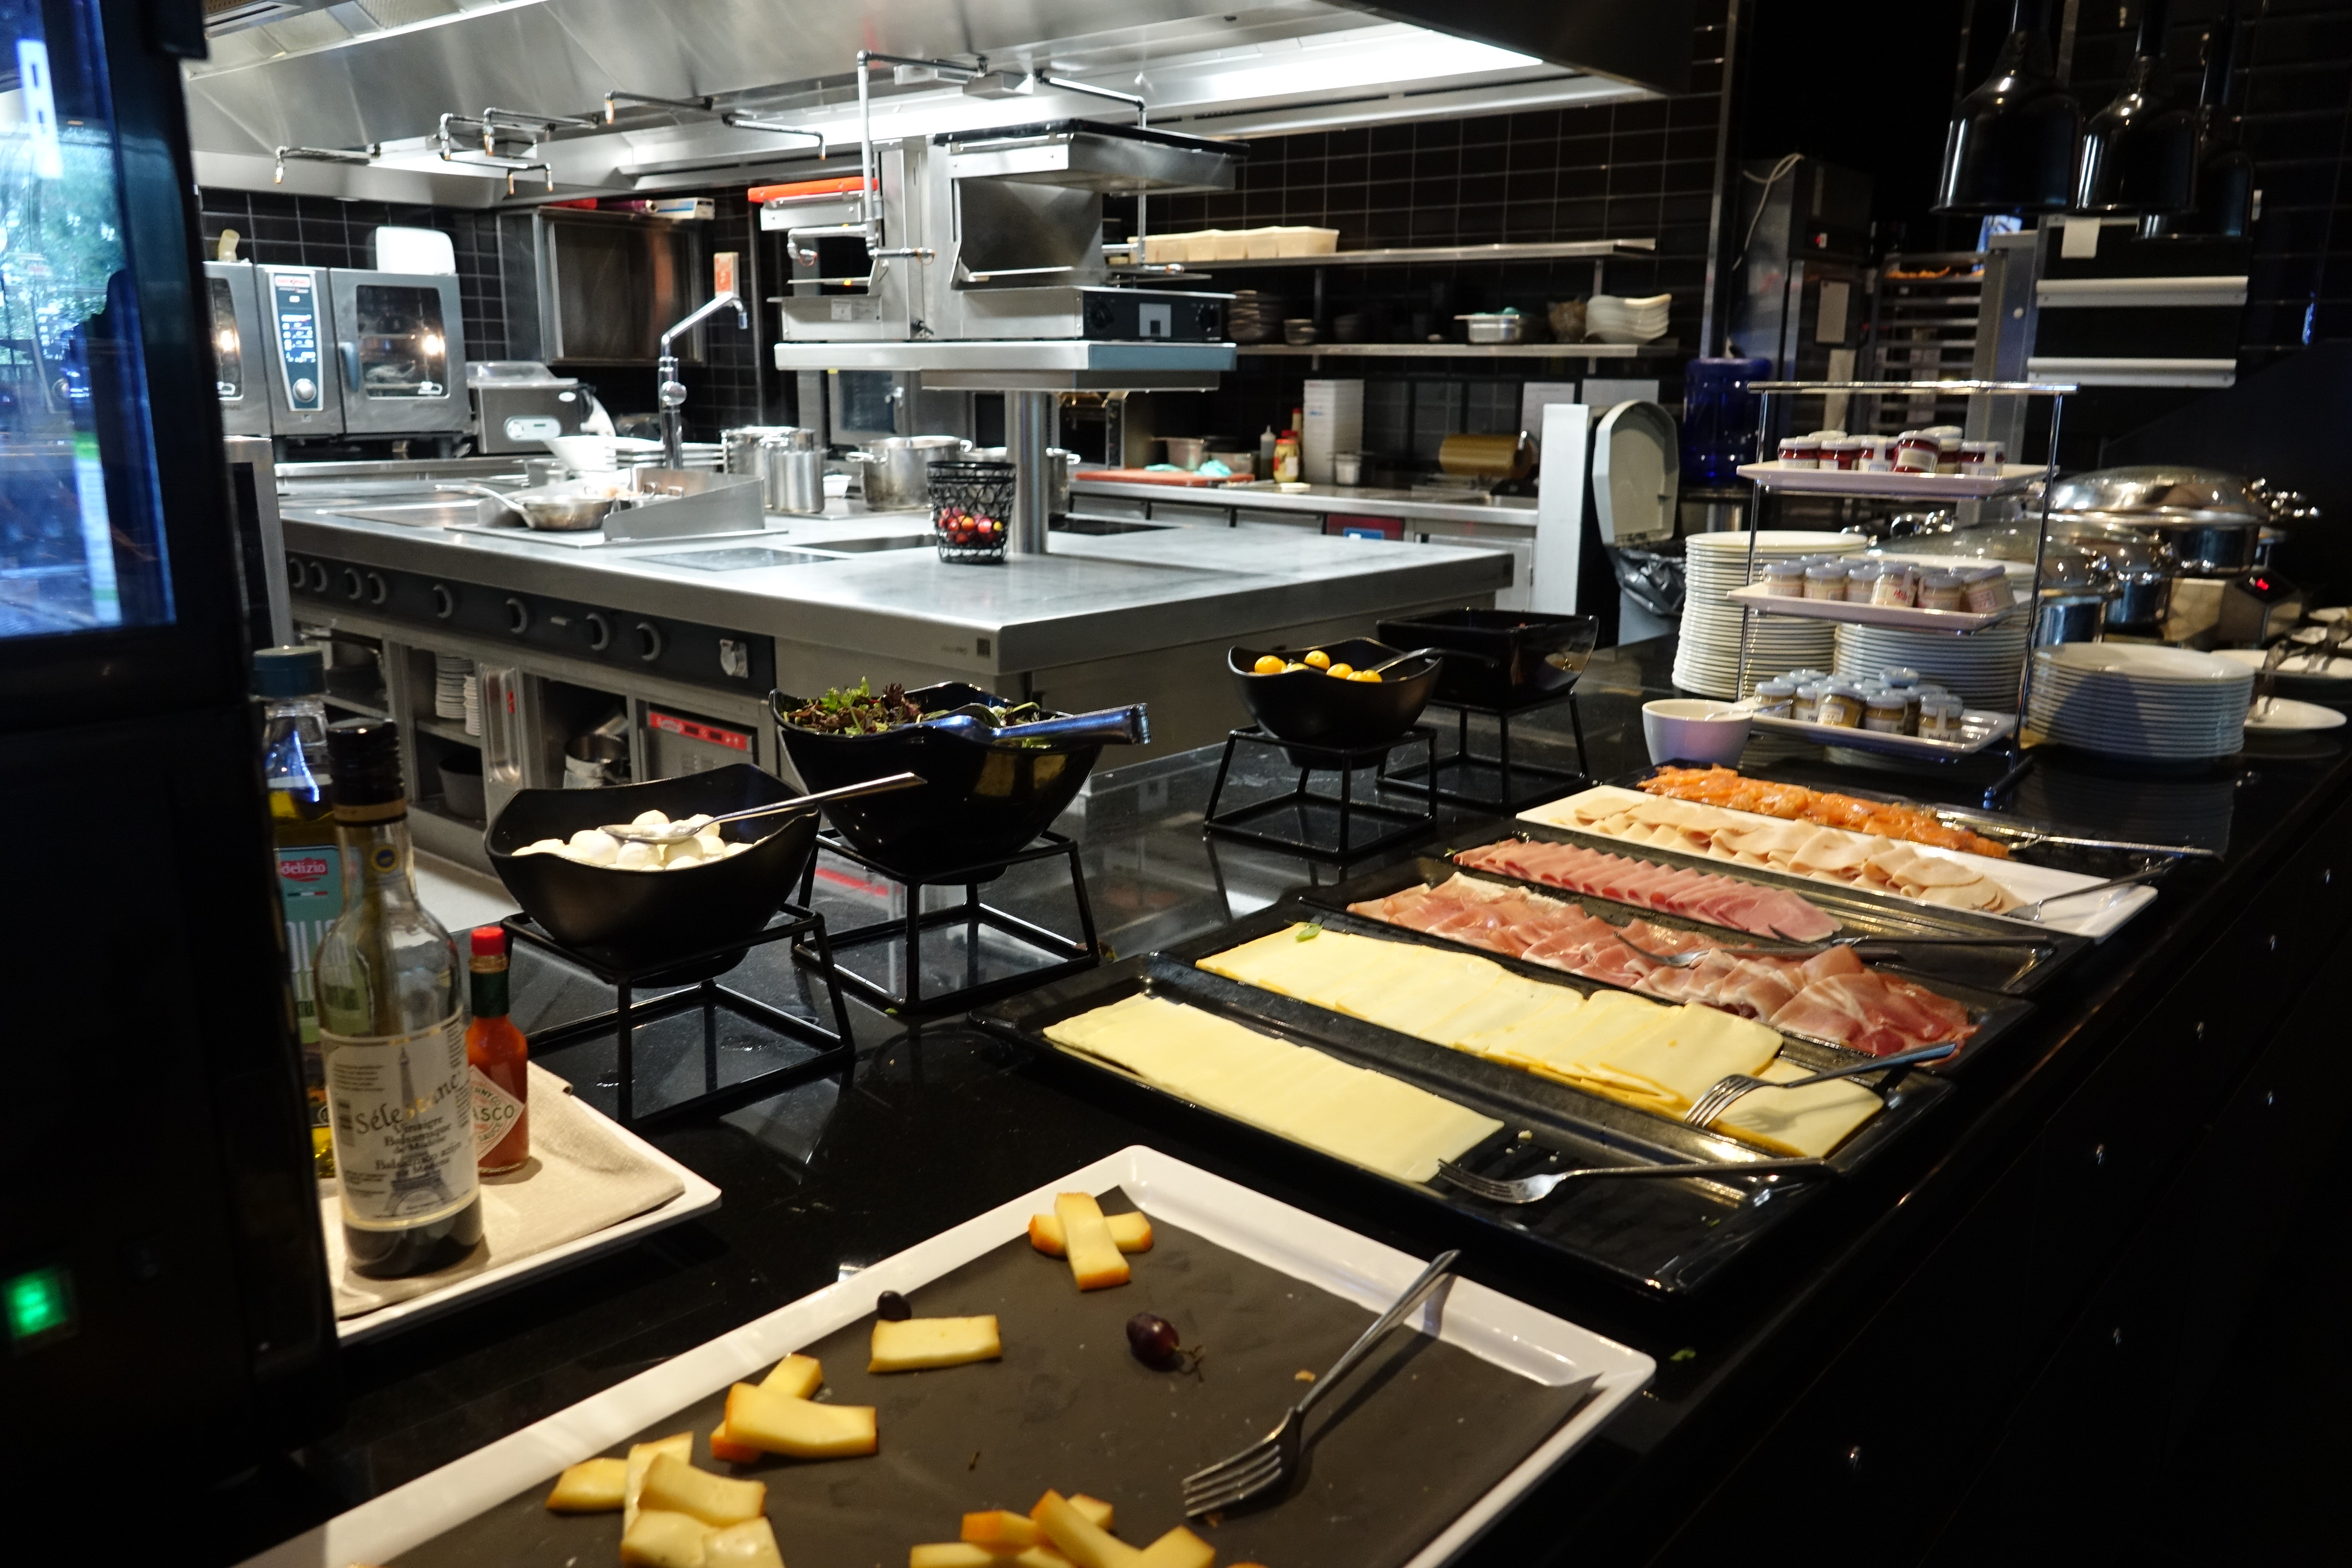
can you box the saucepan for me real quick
[436,480,619,532]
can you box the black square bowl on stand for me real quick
[771,683,1115,1014]
[484,763,854,1128]
[1373,609,1599,811]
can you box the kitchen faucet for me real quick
[657,290,750,470]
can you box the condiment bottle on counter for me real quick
[1258,425,1278,472]
[256,644,338,1178]
[1274,430,1301,483]
[466,926,530,1174]
[315,720,483,1278]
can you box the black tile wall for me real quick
[1144,0,1730,465]
[2063,0,2352,373]
[196,188,772,439]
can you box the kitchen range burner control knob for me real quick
[431,583,455,619]
[505,596,531,635]
[365,571,388,606]
[634,621,665,662]
[584,612,612,652]
[306,561,329,592]
[341,567,364,601]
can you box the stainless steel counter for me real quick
[1070,476,1541,530]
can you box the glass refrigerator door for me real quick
[0,0,174,639]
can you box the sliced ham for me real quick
[1350,869,1975,1057]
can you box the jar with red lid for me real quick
[1776,435,1821,468]
[1892,432,1940,473]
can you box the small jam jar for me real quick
[1821,439,1864,471]
[1863,686,1910,733]
[1803,561,1849,600]
[1893,432,1941,474]
[1816,679,1867,728]
[1844,561,1886,600]
[1956,440,1999,476]
[1918,694,1965,742]
[1918,570,1966,611]
[1777,436,1821,468]
[1870,564,1918,607]
[1854,435,1897,471]
[1935,434,1962,474]
[1753,678,1796,718]
[1760,560,1809,596]
[1961,564,2011,613]
[1794,680,1829,722]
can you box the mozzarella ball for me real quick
[614,840,661,871]
[630,809,670,829]
[565,829,621,866]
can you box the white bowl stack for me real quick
[1586,293,1672,344]
[2025,644,2253,759]
[1834,619,2031,711]
[1677,531,1865,697]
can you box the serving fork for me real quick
[1181,1249,1461,1517]
[1434,1157,1829,1205]
[1681,1040,1958,1129]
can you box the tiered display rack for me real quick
[1729,379,2074,804]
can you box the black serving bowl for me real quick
[486,763,820,983]
[1375,608,1599,708]
[771,682,1103,882]
[1228,636,1442,757]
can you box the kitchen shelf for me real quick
[411,716,480,748]
[1725,581,2022,633]
[323,690,387,719]
[1194,239,1656,268]
[1237,340,1677,359]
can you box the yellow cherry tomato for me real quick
[1326,663,1354,679]
[1351,669,1383,682]
[1285,662,1309,672]
[1302,649,1331,670]
[1252,654,1286,675]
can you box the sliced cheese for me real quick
[621,1508,713,1568]
[1054,1192,1131,1290]
[1026,1210,1153,1256]
[964,1509,1044,1549]
[622,1432,693,1534]
[913,1546,1019,1568]
[870,1314,1003,1371]
[1034,1490,1141,1568]
[1134,1526,1217,1568]
[1430,971,1572,1047]
[761,1352,823,1398]
[1709,1055,1882,1157]
[707,1518,786,1568]
[1590,1005,1782,1110]
[720,1383,877,1459]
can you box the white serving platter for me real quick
[1521,783,2157,941]
[330,1076,721,1345]
[2245,697,2348,733]
[1724,581,2022,633]
[1736,460,2046,498]
[240,1145,1651,1568]
[1736,699,2018,758]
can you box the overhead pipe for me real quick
[604,90,717,124]
[272,144,377,183]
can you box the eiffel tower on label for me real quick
[384,1034,462,1217]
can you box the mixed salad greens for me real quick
[780,679,1050,736]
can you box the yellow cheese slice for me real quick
[1708,1056,1883,1157]
[1430,972,1571,1048]
[1328,950,1504,1040]
[1040,996,1500,1183]
[1586,1004,1782,1110]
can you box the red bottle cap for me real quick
[471,926,509,956]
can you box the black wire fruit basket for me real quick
[927,459,1016,564]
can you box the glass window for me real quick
[0,0,171,638]
[207,276,242,400]
[351,284,448,399]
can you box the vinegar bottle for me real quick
[314,720,483,1278]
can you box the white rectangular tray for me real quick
[333,1082,721,1345]
[1736,460,2045,498]
[1736,699,2017,758]
[243,1146,1651,1568]
[1521,783,2157,942]
[1725,580,2022,633]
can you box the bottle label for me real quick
[322,1014,478,1230]
[275,844,341,1056]
[470,1064,526,1161]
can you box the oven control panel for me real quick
[268,270,325,410]
[286,552,774,695]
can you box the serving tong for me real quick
[919,702,1150,745]
[602,771,923,844]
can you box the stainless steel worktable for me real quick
[1071,475,1543,530]
[276,488,1512,774]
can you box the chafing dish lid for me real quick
[2048,464,2266,523]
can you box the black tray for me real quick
[1454,813,2092,995]
[974,912,1953,1298]
[1296,857,2034,1068]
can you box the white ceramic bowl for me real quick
[1642,698,1753,766]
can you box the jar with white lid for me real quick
[1753,678,1796,718]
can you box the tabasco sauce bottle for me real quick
[466,926,530,1173]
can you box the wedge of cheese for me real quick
[1045,996,1500,1183]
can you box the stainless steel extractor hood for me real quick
[183,1,1688,204]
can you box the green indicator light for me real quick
[5,1266,73,1348]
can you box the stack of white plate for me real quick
[2025,643,2253,759]
[462,673,482,737]
[1586,292,1671,344]
[1677,531,1865,697]
[1834,618,2031,711]
[433,653,473,721]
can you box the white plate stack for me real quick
[1676,531,1865,697]
[1834,619,2031,710]
[1586,293,1672,344]
[433,653,473,721]
[2025,643,2253,759]
[462,673,482,737]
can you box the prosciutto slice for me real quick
[1348,873,1977,1057]
[1454,837,1839,941]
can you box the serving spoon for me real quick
[601,771,924,845]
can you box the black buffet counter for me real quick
[224,636,2352,1566]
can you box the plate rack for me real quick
[1732,379,2074,805]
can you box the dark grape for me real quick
[876,1289,912,1321]
[1127,1312,1181,1365]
